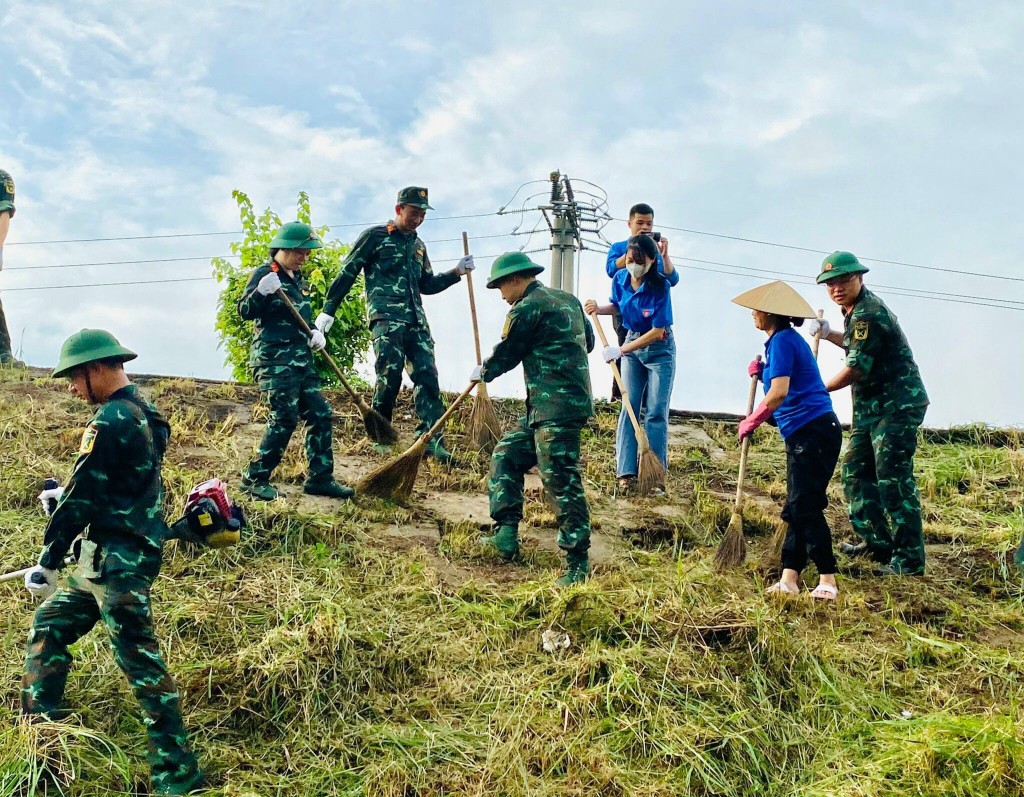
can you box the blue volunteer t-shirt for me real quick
[610,269,673,334]
[762,328,834,439]
[605,240,678,284]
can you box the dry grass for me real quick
[1,369,1023,796]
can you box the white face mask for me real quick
[627,262,649,281]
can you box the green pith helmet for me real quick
[52,329,137,378]
[268,222,323,250]
[486,252,545,289]
[396,186,433,210]
[0,169,15,217]
[816,250,870,284]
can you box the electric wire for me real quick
[2,249,551,293]
[6,209,529,247]
[2,233,520,271]
[613,218,1023,284]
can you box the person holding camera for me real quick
[604,203,676,399]
[587,234,675,493]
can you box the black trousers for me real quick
[780,411,842,575]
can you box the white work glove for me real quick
[25,566,58,601]
[38,485,64,516]
[470,365,482,382]
[807,317,831,338]
[256,272,281,296]
[456,254,475,275]
[307,330,327,351]
[315,312,335,335]
[602,345,622,363]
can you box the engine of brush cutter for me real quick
[172,478,245,548]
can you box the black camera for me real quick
[642,231,662,242]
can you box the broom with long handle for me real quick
[358,382,478,501]
[764,309,826,570]
[589,312,667,495]
[268,267,398,445]
[463,232,501,451]
[714,355,762,569]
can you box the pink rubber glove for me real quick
[747,357,764,380]
[738,401,774,440]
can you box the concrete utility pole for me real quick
[548,172,576,293]
[498,171,611,297]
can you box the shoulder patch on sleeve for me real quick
[853,320,869,341]
[79,424,98,455]
[501,312,514,339]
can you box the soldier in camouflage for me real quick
[471,252,596,586]
[315,187,474,464]
[238,222,354,501]
[21,329,204,795]
[0,167,25,366]
[810,251,929,576]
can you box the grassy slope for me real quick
[0,367,1022,797]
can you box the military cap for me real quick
[731,280,816,318]
[816,250,869,284]
[396,186,433,210]
[0,169,15,217]
[268,221,323,250]
[486,251,544,289]
[52,329,137,378]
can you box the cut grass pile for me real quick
[0,367,1022,796]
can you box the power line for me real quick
[675,256,1024,307]
[619,219,1024,284]
[1,232,521,272]
[675,261,1024,312]
[6,210,527,247]
[2,249,551,293]
[3,277,212,292]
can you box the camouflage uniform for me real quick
[323,222,459,439]
[480,281,595,554]
[239,262,335,486]
[0,168,20,365]
[841,287,929,572]
[22,386,203,795]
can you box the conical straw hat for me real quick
[731,280,816,318]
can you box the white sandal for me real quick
[810,583,839,601]
[766,581,800,596]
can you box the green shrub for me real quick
[211,190,370,385]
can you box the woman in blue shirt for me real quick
[733,281,842,600]
[586,234,677,493]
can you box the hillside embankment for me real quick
[1,366,1022,796]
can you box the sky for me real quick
[1,0,1022,427]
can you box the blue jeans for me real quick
[616,330,676,477]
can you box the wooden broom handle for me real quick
[417,382,478,444]
[589,312,645,440]
[812,308,824,360]
[268,264,362,406]
[734,355,762,510]
[462,232,483,366]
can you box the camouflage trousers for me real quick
[22,569,203,795]
[371,320,445,440]
[489,418,591,552]
[0,293,14,362]
[246,365,333,484]
[843,405,928,572]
